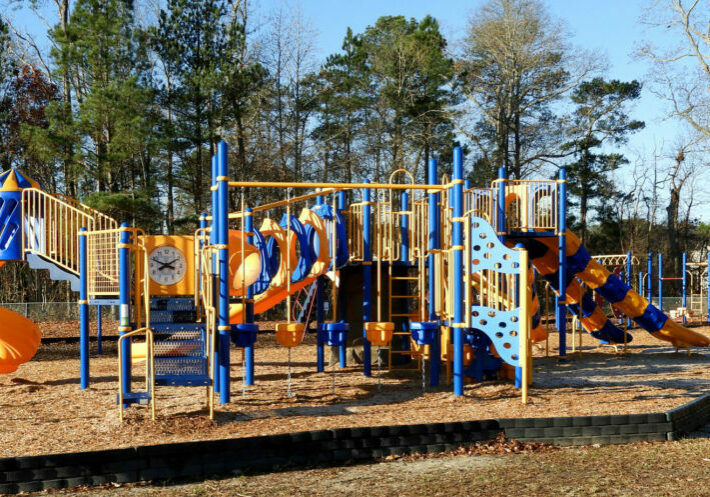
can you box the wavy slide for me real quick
[510,231,710,348]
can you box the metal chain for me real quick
[421,353,426,393]
[331,353,336,395]
[287,347,294,398]
[376,346,382,391]
[242,354,247,398]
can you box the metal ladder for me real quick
[387,267,421,369]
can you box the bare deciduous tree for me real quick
[457,0,599,180]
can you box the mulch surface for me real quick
[1,319,710,458]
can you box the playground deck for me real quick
[1,321,709,458]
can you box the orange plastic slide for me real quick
[0,307,42,373]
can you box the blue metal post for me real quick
[316,275,325,372]
[496,167,506,241]
[245,208,255,385]
[452,147,464,396]
[118,223,132,397]
[363,181,372,376]
[96,305,102,355]
[210,156,220,394]
[337,191,347,368]
[401,191,409,261]
[627,251,632,328]
[658,253,663,313]
[682,252,687,324]
[217,142,230,404]
[79,228,89,389]
[647,253,653,304]
[427,158,440,387]
[557,168,567,358]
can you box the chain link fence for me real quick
[0,302,117,323]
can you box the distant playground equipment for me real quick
[0,143,708,420]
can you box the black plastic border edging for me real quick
[1,394,709,495]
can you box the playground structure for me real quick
[589,252,710,325]
[0,143,708,421]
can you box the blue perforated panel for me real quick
[469,217,521,274]
[470,306,521,367]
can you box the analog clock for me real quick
[148,245,187,285]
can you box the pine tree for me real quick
[563,78,644,246]
[0,18,18,172]
[154,0,231,220]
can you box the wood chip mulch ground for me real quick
[2,320,710,458]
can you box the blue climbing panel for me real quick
[468,216,526,369]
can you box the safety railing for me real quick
[117,235,155,422]
[373,199,395,261]
[347,201,366,262]
[493,180,558,232]
[86,229,121,297]
[53,193,117,232]
[193,227,211,315]
[22,188,118,276]
[197,242,217,419]
[465,187,495,228]
[592,254,641,267]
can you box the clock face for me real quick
[148,245,187,286]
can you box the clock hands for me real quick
[159,258,180,271]
[152,256,180,271]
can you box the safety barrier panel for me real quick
[494,180,558,232]
[86,229,122,298]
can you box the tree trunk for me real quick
[667,187,681,274]
[60,0,76,197]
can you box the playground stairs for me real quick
[148,298,210,387]
[24,252,80,292]
[121,297,210,407]
[387,264,421,370]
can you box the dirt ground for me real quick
[2,320,710,458]
[47,438,710,497]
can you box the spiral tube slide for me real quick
[512,231,710,348]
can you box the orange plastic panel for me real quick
[0,308,41,373]
[229,230,261,296]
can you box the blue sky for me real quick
[5,0,692,206]
[254,0,670,153]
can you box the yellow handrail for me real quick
[21,188,118,276]
[227,180,447,191]
[118,237,154,422]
